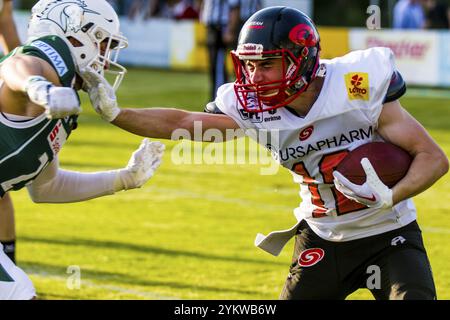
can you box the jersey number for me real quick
[292,150,367,218]
[0,153,49,193]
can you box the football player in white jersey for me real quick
[0,0,21,266]
[0,0,165,299]
[83,6,448,299]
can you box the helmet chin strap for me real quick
[260,61,325,108]
[286,60,325,98]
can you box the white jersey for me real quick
[215,47,416,242]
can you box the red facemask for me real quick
[231,47,319,113]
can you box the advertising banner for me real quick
[350,29,440,86]
[120,18,171,68]
[5,11,449,87]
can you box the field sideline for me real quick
[11,68,450,300]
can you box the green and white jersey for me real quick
[0,114,77,196]
[0,35,78,196]
[2,35,78,87]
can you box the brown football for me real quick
[335,142,412,188]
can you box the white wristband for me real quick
[23,75,52,106]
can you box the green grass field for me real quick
[11,68,450,300]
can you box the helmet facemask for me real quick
[78,22,128,91]
[232,45,319,113]
[27,0,128,91]
[231,7,321,113]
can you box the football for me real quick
[336,142,413,188]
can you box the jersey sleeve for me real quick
[339,47,396,124]
[27,157,117,203]
[383,70,406,103]
[214,83,256,130]
[366,47,396,123]
[11,36,79,129]
[204,101,224,114]
[18,36,77,87]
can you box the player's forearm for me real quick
[392,149,448,205]
[27,169,118,203]
[113,108,194,140]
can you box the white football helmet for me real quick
[27,0,128,91]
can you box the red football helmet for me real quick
[231,6,321,113]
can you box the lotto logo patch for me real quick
[345,72,369,101]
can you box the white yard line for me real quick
[421,226,450,235]
[25,269,181,300]
[406,88,450,100]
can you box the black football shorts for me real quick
[280,220,436,300]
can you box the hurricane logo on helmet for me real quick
[288,23,318,47]
[35,0,100,33]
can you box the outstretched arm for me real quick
[113,108,239,140]
[0,54,80,119]
[27,139,165,203]
[81,67,240,140]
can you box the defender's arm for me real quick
[0,54,80,118]
[27,139,165,203]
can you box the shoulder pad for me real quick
[20,36,76,87]
[383,70,406,103]
[69,115,78,131]
[204,102,224,114]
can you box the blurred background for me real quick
[2,0,449,300]
[5,0,450,92]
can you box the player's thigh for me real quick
[370,227,436,300]
[0,248,35,300]
[387,247,435,300]
[280,224,343,300]
[0,193,15,239]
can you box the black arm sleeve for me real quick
[383,70,406,103]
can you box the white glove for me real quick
[333,158,393,209]
[114,138,165,191]
[81,68,120,122]
[24,76,81,119]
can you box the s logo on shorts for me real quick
[298,248,325,267]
